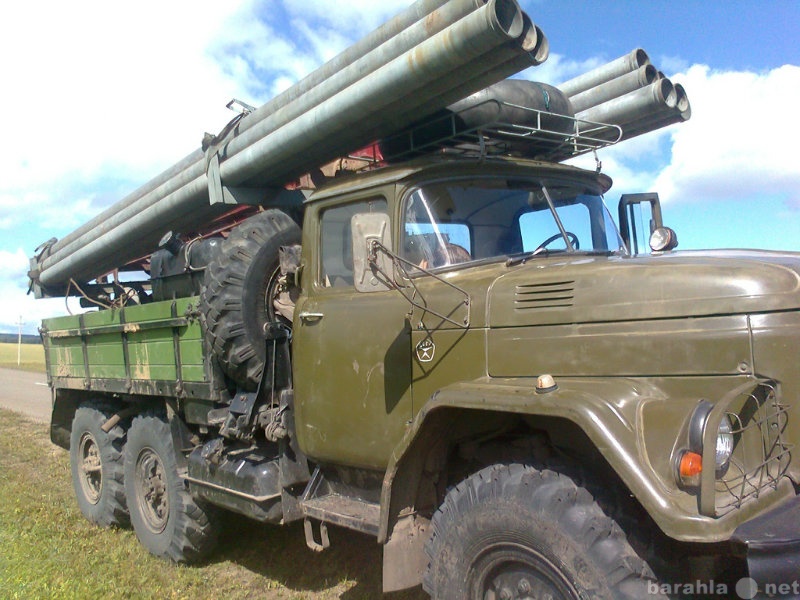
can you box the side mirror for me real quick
[618,193,676,255]
[351,213,394,293]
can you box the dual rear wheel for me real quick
[69,406,217,562]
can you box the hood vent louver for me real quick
[515,280,575,310]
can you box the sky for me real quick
[2,0,799,334]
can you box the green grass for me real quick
[0,409,427,599]
[0,342,45,372]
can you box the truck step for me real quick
[302,494,380,537]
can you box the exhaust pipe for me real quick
[559,48,650,97]
[568,64,658,113]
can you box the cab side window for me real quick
[319,198,388,287]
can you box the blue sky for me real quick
[1,0,798,333]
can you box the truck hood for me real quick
[487,249,800,328]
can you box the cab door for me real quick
[292,194,413,470]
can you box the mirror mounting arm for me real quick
[369,241,470,330]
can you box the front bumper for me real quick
[732,493,800,596]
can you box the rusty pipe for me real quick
[568,64,658,113]
[576,78,676,125]
[559,48,650,98]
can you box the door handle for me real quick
[298,311,324,322]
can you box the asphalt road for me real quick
[0,367,51,423]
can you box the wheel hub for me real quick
[472,543,580,600]
[135,448,169,533]
[78,432,103,504]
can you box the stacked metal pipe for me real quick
[558,48,691,142]
[31,0,548,296]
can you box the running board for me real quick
[302,494,381,537]
[300,466,381,547]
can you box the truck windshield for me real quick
[402,178,625,269]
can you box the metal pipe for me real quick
[673,83,691,118]
[260,18,542,183]
[38,0,491,278]
[37,0,528,288]
[558,48,650,98]
[44,0,454,261]
[575,78,676,125]
[44,150,204,260]
[219,0,500,176]
[375,17,547,136]
[617,84,691,141]
[220,0,525,184]
[568,64,658,113]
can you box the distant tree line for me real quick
[0,333,41,345]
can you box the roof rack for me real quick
[377,99,622,165]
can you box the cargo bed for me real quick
[41,297,222,407]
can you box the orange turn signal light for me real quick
[678,451,703,487]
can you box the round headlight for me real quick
[649,226,678,252]
[715,416,735,472]
[685,400,736,481]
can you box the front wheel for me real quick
[423,463,665,600]
[124,413,218,563]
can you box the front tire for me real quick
[423,463,664,600]
[69,404,129,528]
[124,413,218,563]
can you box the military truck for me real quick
[30,1,800,598]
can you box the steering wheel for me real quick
[536,231,579,252]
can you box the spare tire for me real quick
[201,210,301,390]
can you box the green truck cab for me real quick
[42,155,800,598]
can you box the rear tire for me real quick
[423,463,665,600]
[201,210,301,390]
[69,404,129,528]
[124,413,218,563]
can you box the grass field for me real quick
[0,342,45,373]
[0,409,427,599]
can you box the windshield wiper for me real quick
[505,249,551,267]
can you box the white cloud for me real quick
[0,0,259,239]
[281,0,415,38]
[565,63,800,215]
[653,64,800,206]
[0,248,76,333]
[0,1,420,246]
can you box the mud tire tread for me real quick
[200,210,301,390]
[422,463,666,600]
[123,413,218,563]
[69,404,130,528]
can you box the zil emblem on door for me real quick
[416,338,435,363]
